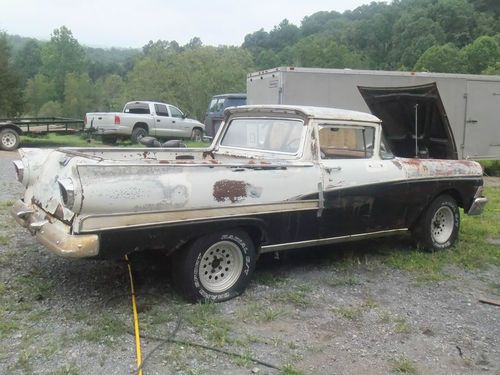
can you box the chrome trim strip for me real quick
[77,200,319,233]
[260,228,408,253]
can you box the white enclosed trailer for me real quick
[247,67,500,159]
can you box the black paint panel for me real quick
[96,177,482,260]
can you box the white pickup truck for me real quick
[11,105,487,302]
[85,101,205,143]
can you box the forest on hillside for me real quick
[0,0,499,120]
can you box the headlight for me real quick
[58,178,75,209]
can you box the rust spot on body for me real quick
[213,179,262,203]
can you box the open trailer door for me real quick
[358,83,458,160]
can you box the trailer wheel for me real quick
[0,128,20,151]
[172,229,256,302]
[412,194,460,251]
[131,127,148,143]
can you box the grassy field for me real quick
[20,133,208,148]
[382,186,500,281]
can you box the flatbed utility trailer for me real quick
[247,67,500,160]
[0,117,84,151]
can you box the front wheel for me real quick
[412,194,460,251]
[172,229,256,302]
[0,128,20,151]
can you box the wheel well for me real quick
[0,124,23,135]
[193,126,203,133]
[436,189,463,208]
[240,225,265,252]
[410,189,463,231]
[133,122,148,132]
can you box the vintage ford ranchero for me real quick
[11,105,487,301]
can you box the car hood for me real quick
[358,83,457,159]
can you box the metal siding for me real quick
[248,68,500,159]
[465,81,500,159]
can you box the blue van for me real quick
[204,93,246,138]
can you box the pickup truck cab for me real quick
[11,105,486,302]
[85,101,205,143]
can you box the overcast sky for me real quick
[0,0,385,48]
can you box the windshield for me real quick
[221,118,304,154]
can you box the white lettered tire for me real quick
[413,194,460,251]
[172,229,256,302]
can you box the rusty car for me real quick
[11,105,487,302]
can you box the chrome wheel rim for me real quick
[1,132,16,148]
[199,241,243,293]
[431,206,454,244]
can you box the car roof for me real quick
[226,104,381,123]
[212,93,247,99]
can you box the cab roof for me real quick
[225,104,381,123]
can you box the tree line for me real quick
[0,0,498,120]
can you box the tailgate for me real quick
[85,112,118,130]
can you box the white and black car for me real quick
[11,105,487,302]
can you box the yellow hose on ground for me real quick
[125,255,143,375]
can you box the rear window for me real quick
[225,97,246,108]
[221,118,304,154]
[124,103,150,114]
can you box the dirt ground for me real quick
[0,149,498,375]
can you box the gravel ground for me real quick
[0,149,499,375]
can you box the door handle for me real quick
[156,119,160,122]
[172,121,176,123]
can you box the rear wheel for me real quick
[0,128,20,151]
[191,128,203,141]
[131,127,148,143]
[172,229,256,302]
[412,194,460,251]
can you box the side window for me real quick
[154,104,169,117]
[319,125,375,159]
[169,106,184,118]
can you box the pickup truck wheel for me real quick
[172,230,256,302]
[412,194,460,252]
[131,127,148,143]
[0,128,20,151]
[191,128,203,141]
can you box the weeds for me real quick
[281,364,305,375]
[276,284,312,308]
[333,306,363,320]
[391,355,418,374]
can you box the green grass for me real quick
[281,364,306,375]
[237,301,289,322]
[383,187,500,280]
[19,132,208,149]
[390,355,418,374]
[77,313,128,345]
[479,160,500,176]
[275,284,313,308]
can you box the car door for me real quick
[153,103,172,137]
[317,123,408,239]
[168,105,192,137]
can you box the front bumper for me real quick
[467,197,488,216]
[10,200,99,258]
